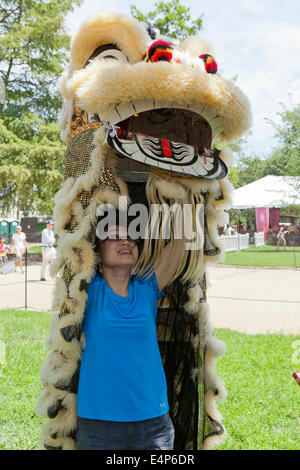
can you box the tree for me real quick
[0,113,65,216]
[0,0,82,120]
[236,154,268,187]
[131,0,203,41]
[227,165,240,188]
[0,0,82,216]
[265,103,300,177]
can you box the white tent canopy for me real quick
[232,175,300,209]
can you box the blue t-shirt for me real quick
[77,271,168,421]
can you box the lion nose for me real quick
[145,40,173,63]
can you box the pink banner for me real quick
[256,207,269,240]
[269,208,280,232]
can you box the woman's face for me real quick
[97,226,139,271]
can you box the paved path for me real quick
[0,264,55,312]
[1,262,299,335]
[206,265,300,335]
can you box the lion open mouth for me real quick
[103,105,228,179]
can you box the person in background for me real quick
[40,220,56,281]
[10,225,27,273]
[224,224,235,236]
[276,225,287,250]
[0,237,9,273]
[237,220,243,233]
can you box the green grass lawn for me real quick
[0,309,299,450]
[223,245,300,268]
[28,246,42,255]
[215,329,300,450]
[0,309,50,450]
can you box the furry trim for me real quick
[204,389,223,423]
[55,188,121,255]
[41,409,78,447]
[115,177,130,200]
[204,193,227,265]
[178,178,219,196]
[219,147,235,167]
[195,303,227,402]
[58,98,73,142]
[205,349,227,403]
[202,428,228,451]
[40,432,76,450]
[150,175,188,200]
[36,384,69,419]
[70,11,150,71]
[202,389,227,450]
[215,177,234,211]
[60,239,95,279]
[181,36,216,58]
[51,277,68,311]
[197,303,214,340]
[40,351,79,388]
[59,70,72,101]
[71,200,85,224]
[47,313,83,359]
[67,60,251,145]
[207,334,226,359]
[49,254,65,279]
[46,394,77,433]
[184,284,203,316]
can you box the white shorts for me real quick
[15,247,25,258]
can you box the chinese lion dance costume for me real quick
[36,11,251,450]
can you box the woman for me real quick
[276,226,287,250]
[76,222,185,450]
[10,225,27,273]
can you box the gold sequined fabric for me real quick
[59,264,74,318]
[65,127,96,180]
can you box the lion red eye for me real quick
[199,54,218,74]
[146,40,173,63]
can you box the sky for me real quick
[65,0,300,159]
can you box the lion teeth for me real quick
[102,99,224,138]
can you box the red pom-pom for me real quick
[146,41,173,63]
[200,54,218,74]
